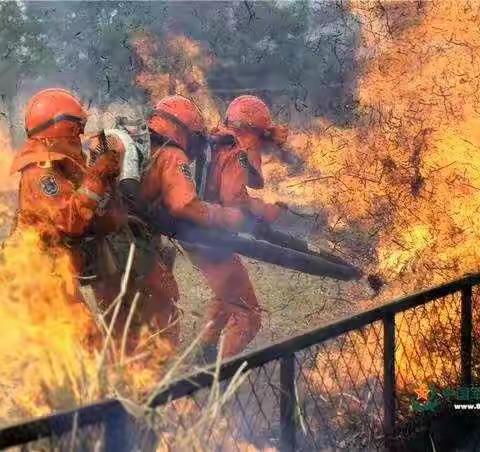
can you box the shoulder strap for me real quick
[195,141,213,200]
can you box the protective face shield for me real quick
[81,131,109,167]
[81,126,148,184]
[115,116,151,173]
[81,135,91,163]
[81,130,119,170]
[101,128,140,182]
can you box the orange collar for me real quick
[11,138,86,174]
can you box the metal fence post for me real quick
[461,284,473,387]
[104,407,135,452]
[280,353,296,452]
[383,312,396,441]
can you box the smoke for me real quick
[84,100,147,134]
[1,1,361,145]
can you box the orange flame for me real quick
[285,0,480,402]
[1,0,479,437]
[0,225,168,424]
[0,120,19,193]
[0,227,100,422]
[132,2,479,422]
[0,125,166,423]
[260,1,480,300]
[133,32,221,127]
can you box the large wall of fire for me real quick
[1,0,480,426]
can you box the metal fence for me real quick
[2,274,480,451]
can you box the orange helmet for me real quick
[225,95,272,131]
[25,88,87,139]
[148,95,205,153]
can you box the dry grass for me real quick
[1,243,252,450]
[123,342,251,452]
[175,250,372,354]
[5,344,251,451]
[0,212,254,450]
[0,191,372,450]
[174,210,375,354]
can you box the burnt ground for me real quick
[176,253,361,350]
[174,210,373,352]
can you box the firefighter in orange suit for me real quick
[113,95,246,353]
[192,95,289,361]
[8,88,121,346]
[10,88,121,262]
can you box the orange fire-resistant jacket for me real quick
[11,138,115,241]
[205,130,281,223]
[141,144,243,229]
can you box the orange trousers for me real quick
[93,256,180,356]
[190,251,261,358]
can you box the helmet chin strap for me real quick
[150,109,205,158]
[27,114,86,138]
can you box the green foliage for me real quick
[152,1,359,122]
[0,1,360,125]
[0,1,57,139]
[0,2,54,78]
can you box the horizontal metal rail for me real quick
[0,400,121,449]
[151,273,480,405]
[1,273,479,449]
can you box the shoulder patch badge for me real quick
[179,163,193,181]
[238,152,249,168]
[39,175,59,196]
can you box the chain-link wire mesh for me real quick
[393,292,463,444]
[471,285,480,384]
[150,359,283,451]
[144,287,472,450]
[148,288,469,450]
[295,321,384,450]
[2,279,479,451]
